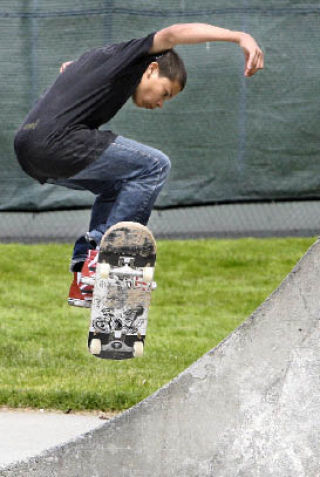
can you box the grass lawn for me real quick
[0,237,315,412]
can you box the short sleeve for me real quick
[99,32,156,77]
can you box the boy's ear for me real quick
[148,62,160,77]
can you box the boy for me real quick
[14,23,264,307]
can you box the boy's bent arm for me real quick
[151,23,264,77]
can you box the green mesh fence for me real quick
[1,1,320,214]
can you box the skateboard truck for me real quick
[100,261,154,282]
[82,260,155,284]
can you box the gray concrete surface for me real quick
[1,239,320,476]
[0,410,103,469]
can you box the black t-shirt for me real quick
[14,32,156,183]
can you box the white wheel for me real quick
[142,266,154,283]
[133,341,144,358]
[99,263,111,279]
[89,338,102,355]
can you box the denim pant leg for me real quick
[51,136,171,270]
[72,198,116,270]
[90,136,171,237]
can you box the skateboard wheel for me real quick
[99,263,111,279]
[89,338,102,355]
[133,341,144,358]
[142,267,154,283]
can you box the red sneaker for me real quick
[68,272,93,308]
[80,249,99,286]
[68,249,99,308]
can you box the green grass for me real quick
[0,237,315,411]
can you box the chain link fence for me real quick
[0,201,319,243]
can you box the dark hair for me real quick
[155,49,187,91]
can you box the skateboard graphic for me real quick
[87,222,156,360]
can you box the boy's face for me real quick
[133,62,181,110]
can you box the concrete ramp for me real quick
[2,239,320,476]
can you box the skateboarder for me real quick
[14,23,264,307]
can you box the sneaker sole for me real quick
[68,298,92,308]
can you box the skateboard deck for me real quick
[87,222,156,360]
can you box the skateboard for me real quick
[87,222,156,360]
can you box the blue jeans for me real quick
[52,136,171,271]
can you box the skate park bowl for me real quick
[1,238,319,476]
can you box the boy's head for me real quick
[133,50,187,110]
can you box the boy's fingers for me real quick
[245,49,264,76]
[239,33,264,77]
[246,52,254,71]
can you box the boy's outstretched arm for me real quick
[151,23,264,77]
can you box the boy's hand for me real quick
[238,33,264,77]
[60,61,73,73]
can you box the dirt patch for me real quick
[0,406,120,421]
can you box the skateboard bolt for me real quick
[112,341,122,350]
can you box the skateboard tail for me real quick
[99,222,156,268]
